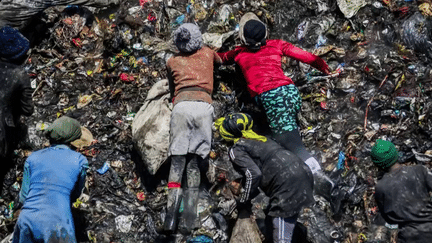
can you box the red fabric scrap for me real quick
[119,73,134,82]
[72,38,82,48]
[168,182,181,188]
[140,0,151,7]
[136,192,146,201]
[320,102,328,110]
[148,12,157,22]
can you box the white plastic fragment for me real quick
[115,215,134,233]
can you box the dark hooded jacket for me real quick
[0,62,34,157]
[229,137,314,218]
[375,165,432,243]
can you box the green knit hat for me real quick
[370,139,399,169]
[46,116,82,144]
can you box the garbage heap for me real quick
[2,0,432,242]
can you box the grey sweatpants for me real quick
[169,101,214,159]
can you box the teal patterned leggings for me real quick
[257,84,301,134]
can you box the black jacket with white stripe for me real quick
[229,137,314,218]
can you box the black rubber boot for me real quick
[178,154,200,234]
[164,155,186,233]
[164,188,182,232]
[164,187,183,232]
[178,188,199,234]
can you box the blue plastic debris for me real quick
[173,15,185,26]
[97,162,110,174]
[315,35,327,48]
[186,4,192,14]
[337,151,345,170]
[187,235,213,243]
[137,57,148,65]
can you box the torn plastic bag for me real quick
[230,217,262,243]
[272,1,311,42]
[203,31,236,50]
[132,79,172,175]
[297,16,335,48]
[0,233,13,243]
[304,207,343,243]
[412,149,432,163]
[402,12,432,59]
[336,0,367,18]
[0,0,120,29]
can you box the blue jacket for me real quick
[13,145,88,243]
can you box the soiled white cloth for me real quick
[337,0,367,19]
[169,101,214,158]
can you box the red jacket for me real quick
[218,39,329,97]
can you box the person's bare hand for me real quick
[323,67,332,75]
[14,209,21,220]
[229,180,242,196]
[210,45,220,52]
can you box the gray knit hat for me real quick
[174,23,203,53]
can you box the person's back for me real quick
[215,113,314,243]
[371,140,432,243]
[375,165,432,243]
[231,137,314,218]
[223,40,326,97]
[13,116,88,243]
[21,146,85,210]
[375,165,432,224]
[0,62,33,195]
[0,62,34,123]
[16,146,86,242]
[167,46,221,105]
[164,23,221,234]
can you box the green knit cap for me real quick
[46,116,82,144]
[370,139,399,169]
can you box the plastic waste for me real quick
[3,0,432,242]
[337,0,367,18]
[115,215,134,233]
[402,12,432,59]
[97,162,110,174]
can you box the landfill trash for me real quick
[115,214,134,233]
[131,79,172,175]
[0,0,120,29]
[1,0,432,242]
[337,0,368,18]
[203,31,236,50]
[402,12,432,59]
[188,235,213,243]
[230,217,262,243]
[96,162,110,174]
[0,233,12,243]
